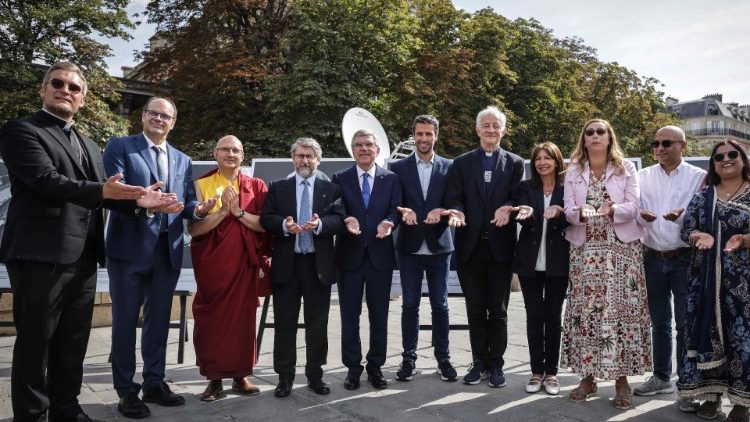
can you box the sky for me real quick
[102,0,750,104]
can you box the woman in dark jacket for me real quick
[512,142,569,395]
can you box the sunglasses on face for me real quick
[651,140,678,149]
[713,150,740,162]
[584,128,607,137]
[49,78,82,94]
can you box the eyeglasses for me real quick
[713,150,740,162]
[216,147,242,154]
[584,128,607,137]
[293,153,316,161]
[49,78,82,94]
[651,140,678,149]
[353,142,378,149]
[144,109,174,122]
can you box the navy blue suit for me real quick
[390,153,453,363]
[444,147,524,370]
[102,133,199,396]
[332,165,401,375]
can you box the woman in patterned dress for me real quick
[678,139,750,422]
[561,119,651,410]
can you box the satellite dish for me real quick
[341,107,391,167]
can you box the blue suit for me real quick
[390,153,453,363]
[102,133,199,396]
[332,164,401,375]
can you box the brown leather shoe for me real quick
[200,380,224,402]
[232,377,260,396]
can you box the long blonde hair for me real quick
[569,118,626,175]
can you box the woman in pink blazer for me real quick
[560,119,651,410]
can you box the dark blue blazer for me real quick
[390,153,454,254]
[102,133,199,270]
[332,164,402,272]
[444,147,524,263]
[511,180,569,278]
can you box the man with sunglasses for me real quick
[0,62,172,422]
[103,97,216,419]
[635,125,705,412]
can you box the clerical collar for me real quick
[41,108,74,130]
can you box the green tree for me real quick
[0,0,134,144]
[140,0,290,159]
[261,0,415,158]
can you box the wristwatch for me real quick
[236,209,245,219]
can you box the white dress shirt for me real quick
[143,132,169,184]
[638,160,706,251]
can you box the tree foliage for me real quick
[138,0,678,161]
[0,0,134,144]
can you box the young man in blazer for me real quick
[103,97,215,419]
[390,115,457,382]
[0,62,167,422]
[444,106,524,388]
[261,137,345,398]
[333,129,402,390]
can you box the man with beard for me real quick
[261,138,345,398]
[0,62,169,422]
[390,115,457,382]
[189,135,271,401]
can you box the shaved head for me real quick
[655,125,686,143]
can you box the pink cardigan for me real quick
[563,160,644,247]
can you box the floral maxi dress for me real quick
[560,174,652,379]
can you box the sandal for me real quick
[569,378,597,402]
[525,375,543,393]
[614,390,632,410]
[543,376,560,395]
[696,399,721,420]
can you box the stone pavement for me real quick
[0,291,725,421]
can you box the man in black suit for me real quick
[444,106,524,388]
[333,129,401,390]
[390,115,457,382]
[0,62,170,422]
[261,138,345,398]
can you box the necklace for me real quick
[720,181,747,200]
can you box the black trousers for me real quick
[518,272,568,375]
[7,238,97,422]
[456,239,512,370]
[272,253,331,382]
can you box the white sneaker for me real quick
[525,376,543,393]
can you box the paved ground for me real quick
[0,291,729,421]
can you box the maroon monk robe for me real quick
[191,169,272,380]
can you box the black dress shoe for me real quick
[49,410,105,422]
[343,372,360,390]
[117,393,150,419]
[307,380,331,395]
[142,382,185,406]
[274,379,293,398]
[367,369,388,389]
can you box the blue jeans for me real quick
[399,252,451,363]
[644,253,690,381]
